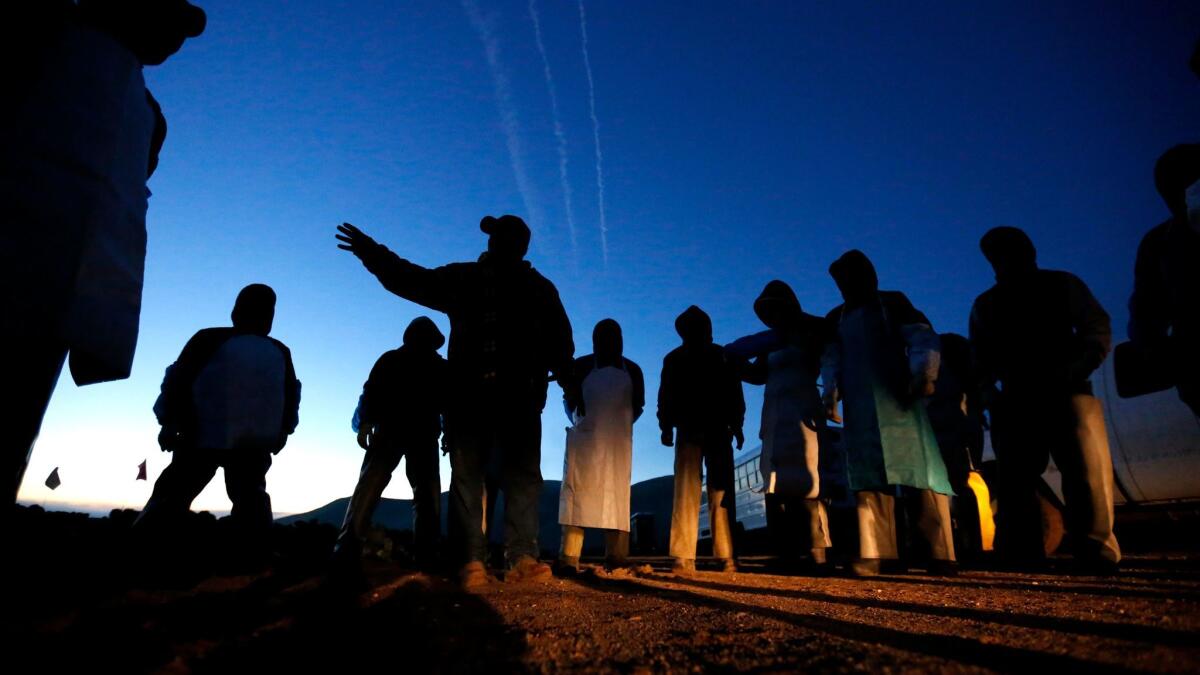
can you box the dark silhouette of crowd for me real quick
[5,3,1198,590]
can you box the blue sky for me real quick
[19,0,1199,515]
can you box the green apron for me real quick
[838,304,953,495]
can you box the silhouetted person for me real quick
[336,216,574,588]
[1127,145,1200,416]
[725,281,832,573]
[925,332,988,560]
[557,319,644,574]
[820,250,956,577]
[659,306,745,575]
[1,0,206,506]
[1191,36,1200,79]
[335,317,449,573]
[970,227,1120,573]
[136,285,300,543]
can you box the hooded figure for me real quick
[556,319,645,573]
[136,284,300,541]
[1126,144,1200,415]
[725,281,832,570]
[334,316,449,573]
[971,227,1121,572]
[1,0,205,505]
[657,306,745,574]
[336,216,573,587]
[820,251,956,576]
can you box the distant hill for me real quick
[278,476,676,556]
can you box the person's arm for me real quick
[627,358,646,423]
[1065,273,1112,381]
[819,311,843,422]
[1128,228,1171,343]
[543,282,576,388]
[563,356,590,419]
[894,294,940,397]
[336,223,458,313]
[724,354,746,449]
[657,355,677,445]
[278,344,301,453]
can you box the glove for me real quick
[661,429,674,447]
[357,427,372,451]
[157,427,183,452]
[823,394,842,424]
[732,427,745,450]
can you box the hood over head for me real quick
[828,250,879,307]
[593,318,623,362]
[980,226,1038,284]
[753,280,803,329]
[674,305,713,345]
[403,316,445,352]
[1154,144,1200,221]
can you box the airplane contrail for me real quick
[577,0,608,267]
[529,0,578,260]
[462,0,543,238]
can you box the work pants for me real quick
[766,494,831,560]
[136,447,274,534]
[990,393,1120,563]
[669,438,735,562]
[857,489,955,562]
[337,433,441,562]
[3,333,67,505]
[449,409,542,566]
[560,525,630,565]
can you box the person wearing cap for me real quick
[333,317,449,575]
[821,250,956,577]
[725,281,832,573]
[971,227,1120,573]
[556,319,645,574]
[135,284,301,541]
[1127,145,1200,417]
[0,0,206,506]
[658,305,746,575]
[336,216,574,588]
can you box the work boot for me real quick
[555,556,581,578]
[506,556,552,583]
[1070,556,1120,577]
[720,558,738,574]
[459,561,492,589]
[850,558,882,577]
[926,560,959,577]
[670,558,695,577]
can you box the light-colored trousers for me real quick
[857,489,956,561]
[669,440,735,561]
[560,525,630,562]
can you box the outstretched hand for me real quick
[336,222,382,260]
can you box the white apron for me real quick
[558,364,634,531]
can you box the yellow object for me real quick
[967,470,996,551]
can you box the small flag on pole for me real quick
[45,467,61,490]
[137,460,147,481]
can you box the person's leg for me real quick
[802,498,832,563]
[915,489,956,566]
[856,490,898,564]
[704,440,736,564]
[223,449,274,535]
[499,411,543,567]
[560,525,584,566]
[335,443,403,559]
[1056,394,1121,566]
[668,440,703,567]
[449,425,490,567]
[405,436,443,565]
[605,529,630,567]
[4,335,67,505]
[135,449,220,530]
[990,398,1051,565]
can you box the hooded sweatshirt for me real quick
[657,306,745,443]
[359,316,450,440]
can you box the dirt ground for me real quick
[6,508,1200,673]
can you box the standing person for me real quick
[1126,145,1200,416]
[820,250,956,577]
[659,306,746,575]
[557,319,645,574]
[725,281,832,573]
[334,317,449,574]
[136,284,300,542]
[1,0,206,506]
[970,227,1121,573]
[336,216,574,588]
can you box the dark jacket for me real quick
[360,345,448,441]
[155,327,301,446]
[970,269,1111,398]
[657,307,745,443]
[358,246,574,414]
